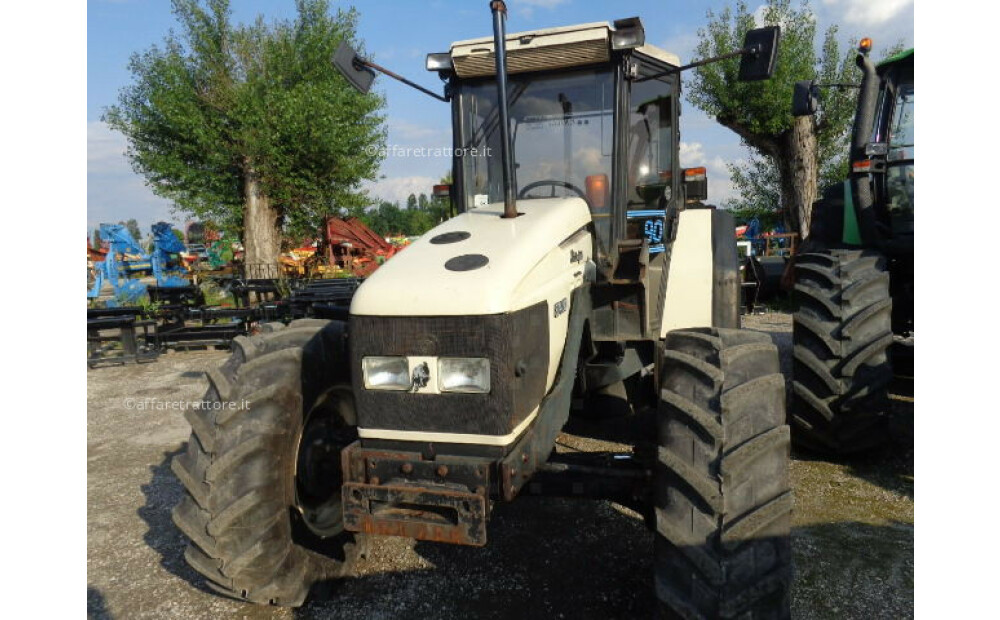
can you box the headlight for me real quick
[362,356,410,390]
[438,357,490,393]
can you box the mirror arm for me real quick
[635,47,750,82]
[355,57,451,102]
[815,82,860,90]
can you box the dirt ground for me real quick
[87,312,913,619]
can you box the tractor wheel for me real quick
[654,328,792,619]
[171,319,365,606]
[791,249,893,453]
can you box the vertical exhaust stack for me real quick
[849,40,884,249]
[490,1,518,218]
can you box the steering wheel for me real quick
[517,180,588,202]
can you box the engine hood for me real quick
[350,197,591,316]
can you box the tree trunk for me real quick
[242,165,282,276]
[776,116,818,238]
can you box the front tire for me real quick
[654,328,792,619]
[171,319,364,606]
[791,249,893,453]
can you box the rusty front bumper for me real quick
[340,441,491,546]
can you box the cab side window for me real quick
[625,76,675,247]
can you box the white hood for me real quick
[350,197,591,317]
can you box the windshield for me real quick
[458,69,614,211]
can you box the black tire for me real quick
[171,319,365,606]
[655,328,792,619]
[791,249,893,453]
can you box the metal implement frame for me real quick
[87,308,159,368]
[340,441,491,546]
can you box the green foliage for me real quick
[344,170,455,237]
[353,193,449,237]
[104,0,387,242]
[118,218,142,241]
[696,1,904,222]
[726,153,780,221]
[199,280,234,306]
[688,0,820,144]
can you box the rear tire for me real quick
[791,249,893,453]
[654,328,792,619]
[171,319,365,606]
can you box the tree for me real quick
[105,0,386,267]
[688,0,861,236]
[119,218,142,241]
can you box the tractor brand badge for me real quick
[553,298,568,318]
[410,362,430,391]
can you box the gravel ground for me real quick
[87,314,913,619]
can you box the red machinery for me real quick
[322,216,401,277]
[88,237,109,263]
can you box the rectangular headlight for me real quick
[438,357,490,393]
[362,356,410,390]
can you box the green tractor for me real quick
[170,4,793,616]
[790,42,913,453]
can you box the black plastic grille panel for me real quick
[349,303,549,436]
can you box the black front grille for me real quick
[349,303,549,437]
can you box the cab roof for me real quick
[448,20,679,78]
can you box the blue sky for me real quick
[87,0,913,233]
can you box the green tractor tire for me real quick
[791,249,893,453]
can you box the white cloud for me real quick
[705,155,736,204]
[364,175,439,205]
[678,141,745,205]
[88,121,128,171]
[680,141,706,167]
[376,118,452,205]
[658,32,699,65]
[388,119,448,143]
[821,0,913,27]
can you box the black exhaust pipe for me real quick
[490,0,518,218]
[850,50,883,249]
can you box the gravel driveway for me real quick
[87,313,913,619]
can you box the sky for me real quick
[86,0,914,234]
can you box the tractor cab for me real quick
[442,22,684,280]
[872,49,914,252]
[793,45,914,256]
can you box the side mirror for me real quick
[738,26,781,82]
[334,41,376,94]
[792,80,819,116]
[683,167,708,202]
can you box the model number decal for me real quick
[553,298,568,318]
[644,219,664,244]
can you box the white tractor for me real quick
[172,4,791,617]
